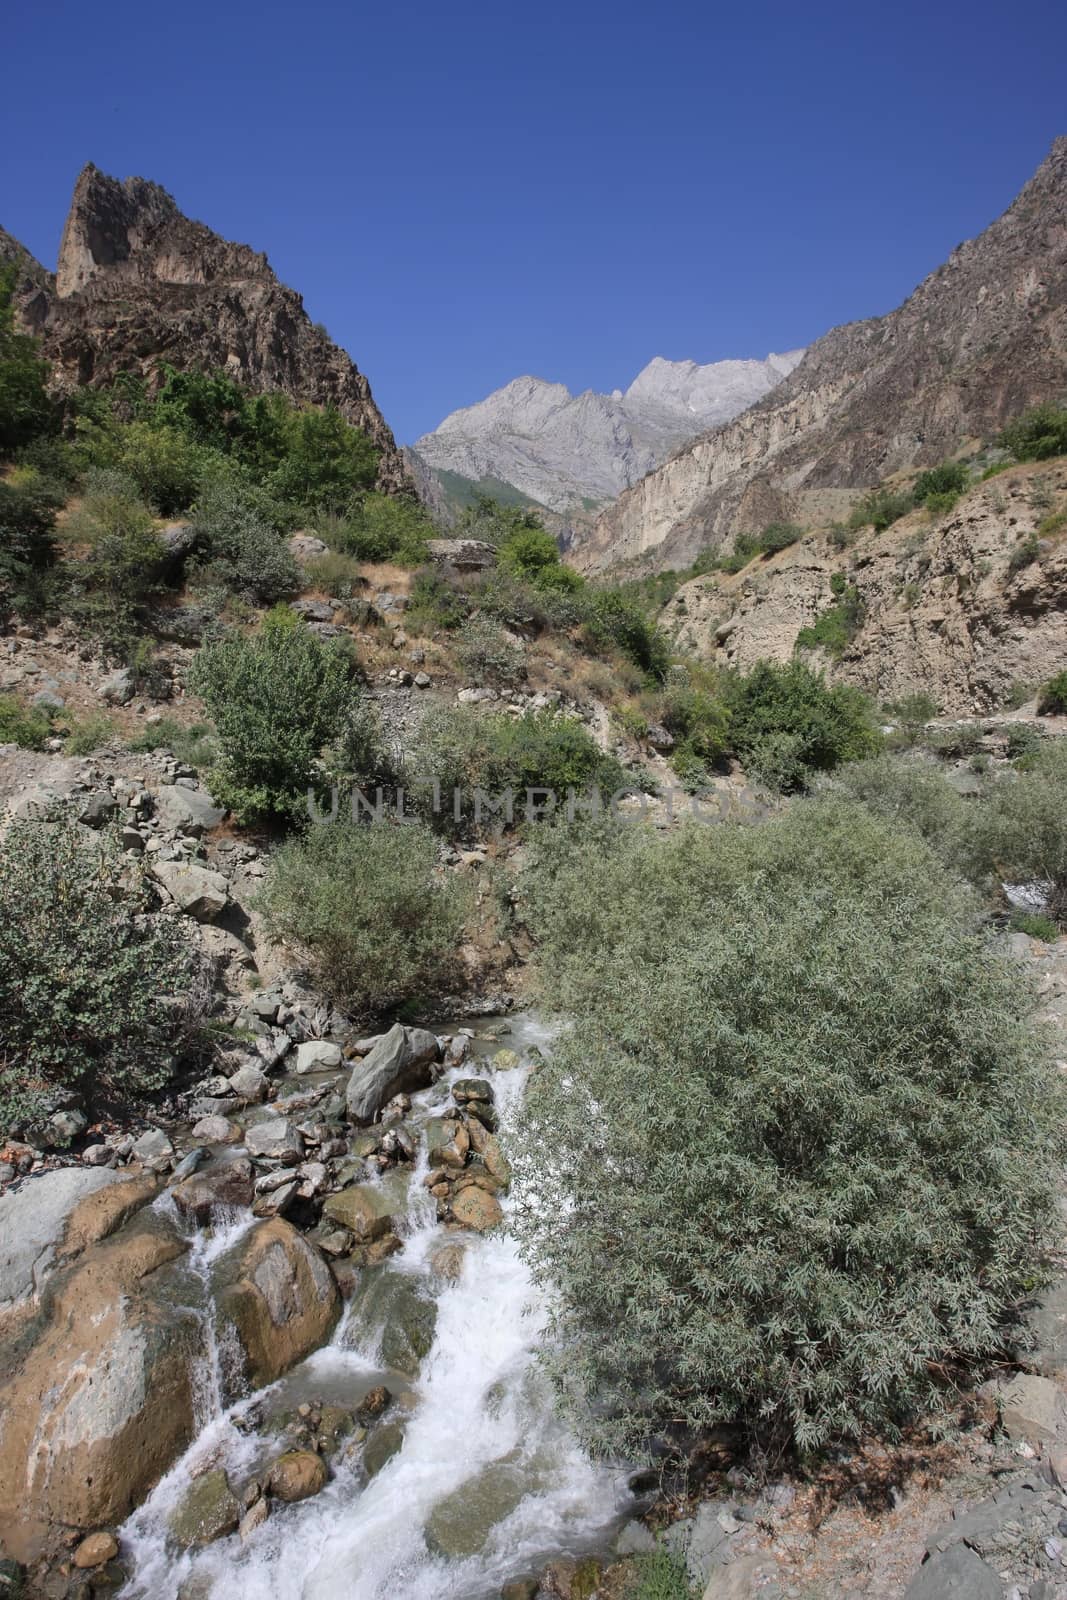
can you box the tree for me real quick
[189,607,358,822]
[511,799,1063,1463]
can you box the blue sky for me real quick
[3,0,1065,444]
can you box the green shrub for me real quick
[324,490,434,563]
[258,820,466,1017]
[62,711,121,756]
[923,722,984,760]
[456,614,526,686]
[885,692,939,744]
[831,755,981,882]
[112,420,206,514]
[407,565,470,633]
[189,476,300,604]
[795,579,865,659]
[913,461,968,514]
[1008,532,1041,573]
[978,741,1067,924]
[0,474,59,614]
[999,405,1067,463]
[267,404,379,508]
[1011,910,1060,942]
[64,470,172,654]
[1038,671,1067,716]
[511,799,1064,1462]
[497,525,563,578]
[0,810,204,1131]
[128,716,216,768]
[188,607,358,822]
[1006,724,1041,763]
[848,486,914,532]
[0,693,52,749]
[627,1550,695,1600]
[582,588,671,682]
[410,705,627,828]
[0,265,55,453]
[728,659,880,791]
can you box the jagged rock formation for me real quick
[410,351,803,514]
[3,165,407,491]
[663,458,1067,715]
[580,137,1067,573]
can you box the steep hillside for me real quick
[410,350,802,514]
[580,137,1067,573]
[3,165,408,490]
[663,456,1067,714]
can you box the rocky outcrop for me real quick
[4,164,408,491]
[411,353,803,516]
[581,137,1067,573]
[666,457,1067,714]
[0,1204,197,1562]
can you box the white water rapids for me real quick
[118,1019,630,1600]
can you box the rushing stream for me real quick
[118,1016,631,1600]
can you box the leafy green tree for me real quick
[0,265,54,453]
[189,474,300,604]
[0,809,204,1132]
[728,659,880,791]
[511,799,1064,1463]
[189,607,358,822]
[259,820,467,1017]
[269,404,379,508]
[327,489,434,563]
[999,405,1067,463]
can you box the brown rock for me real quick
[268,1449,328,1503]
[451,1187,504,1232]
[72,1531,119,1568]
[214,1218,340,1386]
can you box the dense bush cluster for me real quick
[511,799,1064,1463]
[258,820,467,1018]
[999,405,1067,464]
[0,810,204,1132]
[727,659,881,792]
[189,607,359,822]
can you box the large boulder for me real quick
[0,1210,199,1562]
[171,1158,255,1224]
[903,1545,1004,1599]
[150,859,229,921]
[268,1449,328,1503]
[168,1468,240,1549]
[424,1456,526,1558]
[152,785,226,837]
[345,1024,440,1123]
[0,1166,158,1330]
[321,1183,401,1242]
[426,538,497,574]
[214,1218,340,1385]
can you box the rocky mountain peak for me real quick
[6,165,408,491]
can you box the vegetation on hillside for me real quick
[511,798,1064,1464]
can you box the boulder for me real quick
[168,1469,240,1549]
[244,1118,304,1164]
[426,538,497,573]
[903,1545,1004,1599]
[427,1117,469,1169]
[171,1159,254,1224]
[268,1449,328,1503]
[227,1063,269,1103]
[151,784,226,837]
[72,1531,119,1569]
[322,1182,400,1241]
[131,1127,174,1165]
[151,859,229,920]
[0,1165,154,1328]
[190,1115,241,1145]
[99,668,133,706]
[295,1040,343,1074]
[363,1419,405,1478]
[451,1186,503,1232]
[345,1023,440,1124]
[995,1371,1067,1443]
[0,1212,199,1562]
[288,532,328,561]
[214,1218,340,1385]
[424,1457,526,1558]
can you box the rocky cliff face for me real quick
[580,137,1067,573]
[664,458,1067,715]
[411,351,803,514]
[4,165,407,490]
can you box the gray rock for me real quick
[614,1520,657,1555]
[228,1063,269,1103]
[152,784,226,836]
[44,1107,88,1147]
[903,1545,1004,1599]
[244,1118,304,1164]
[99,668,133,706]
[288,533,328,561]
[295,1040,343,1074]
[190,1116,235,1144]
[995,1372,1067,1443]
[151,859,229,920]
[77,791,118,827]
[345,1024,440,1124]
[0,1165,137,1321]
[131,1128,174,1165]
